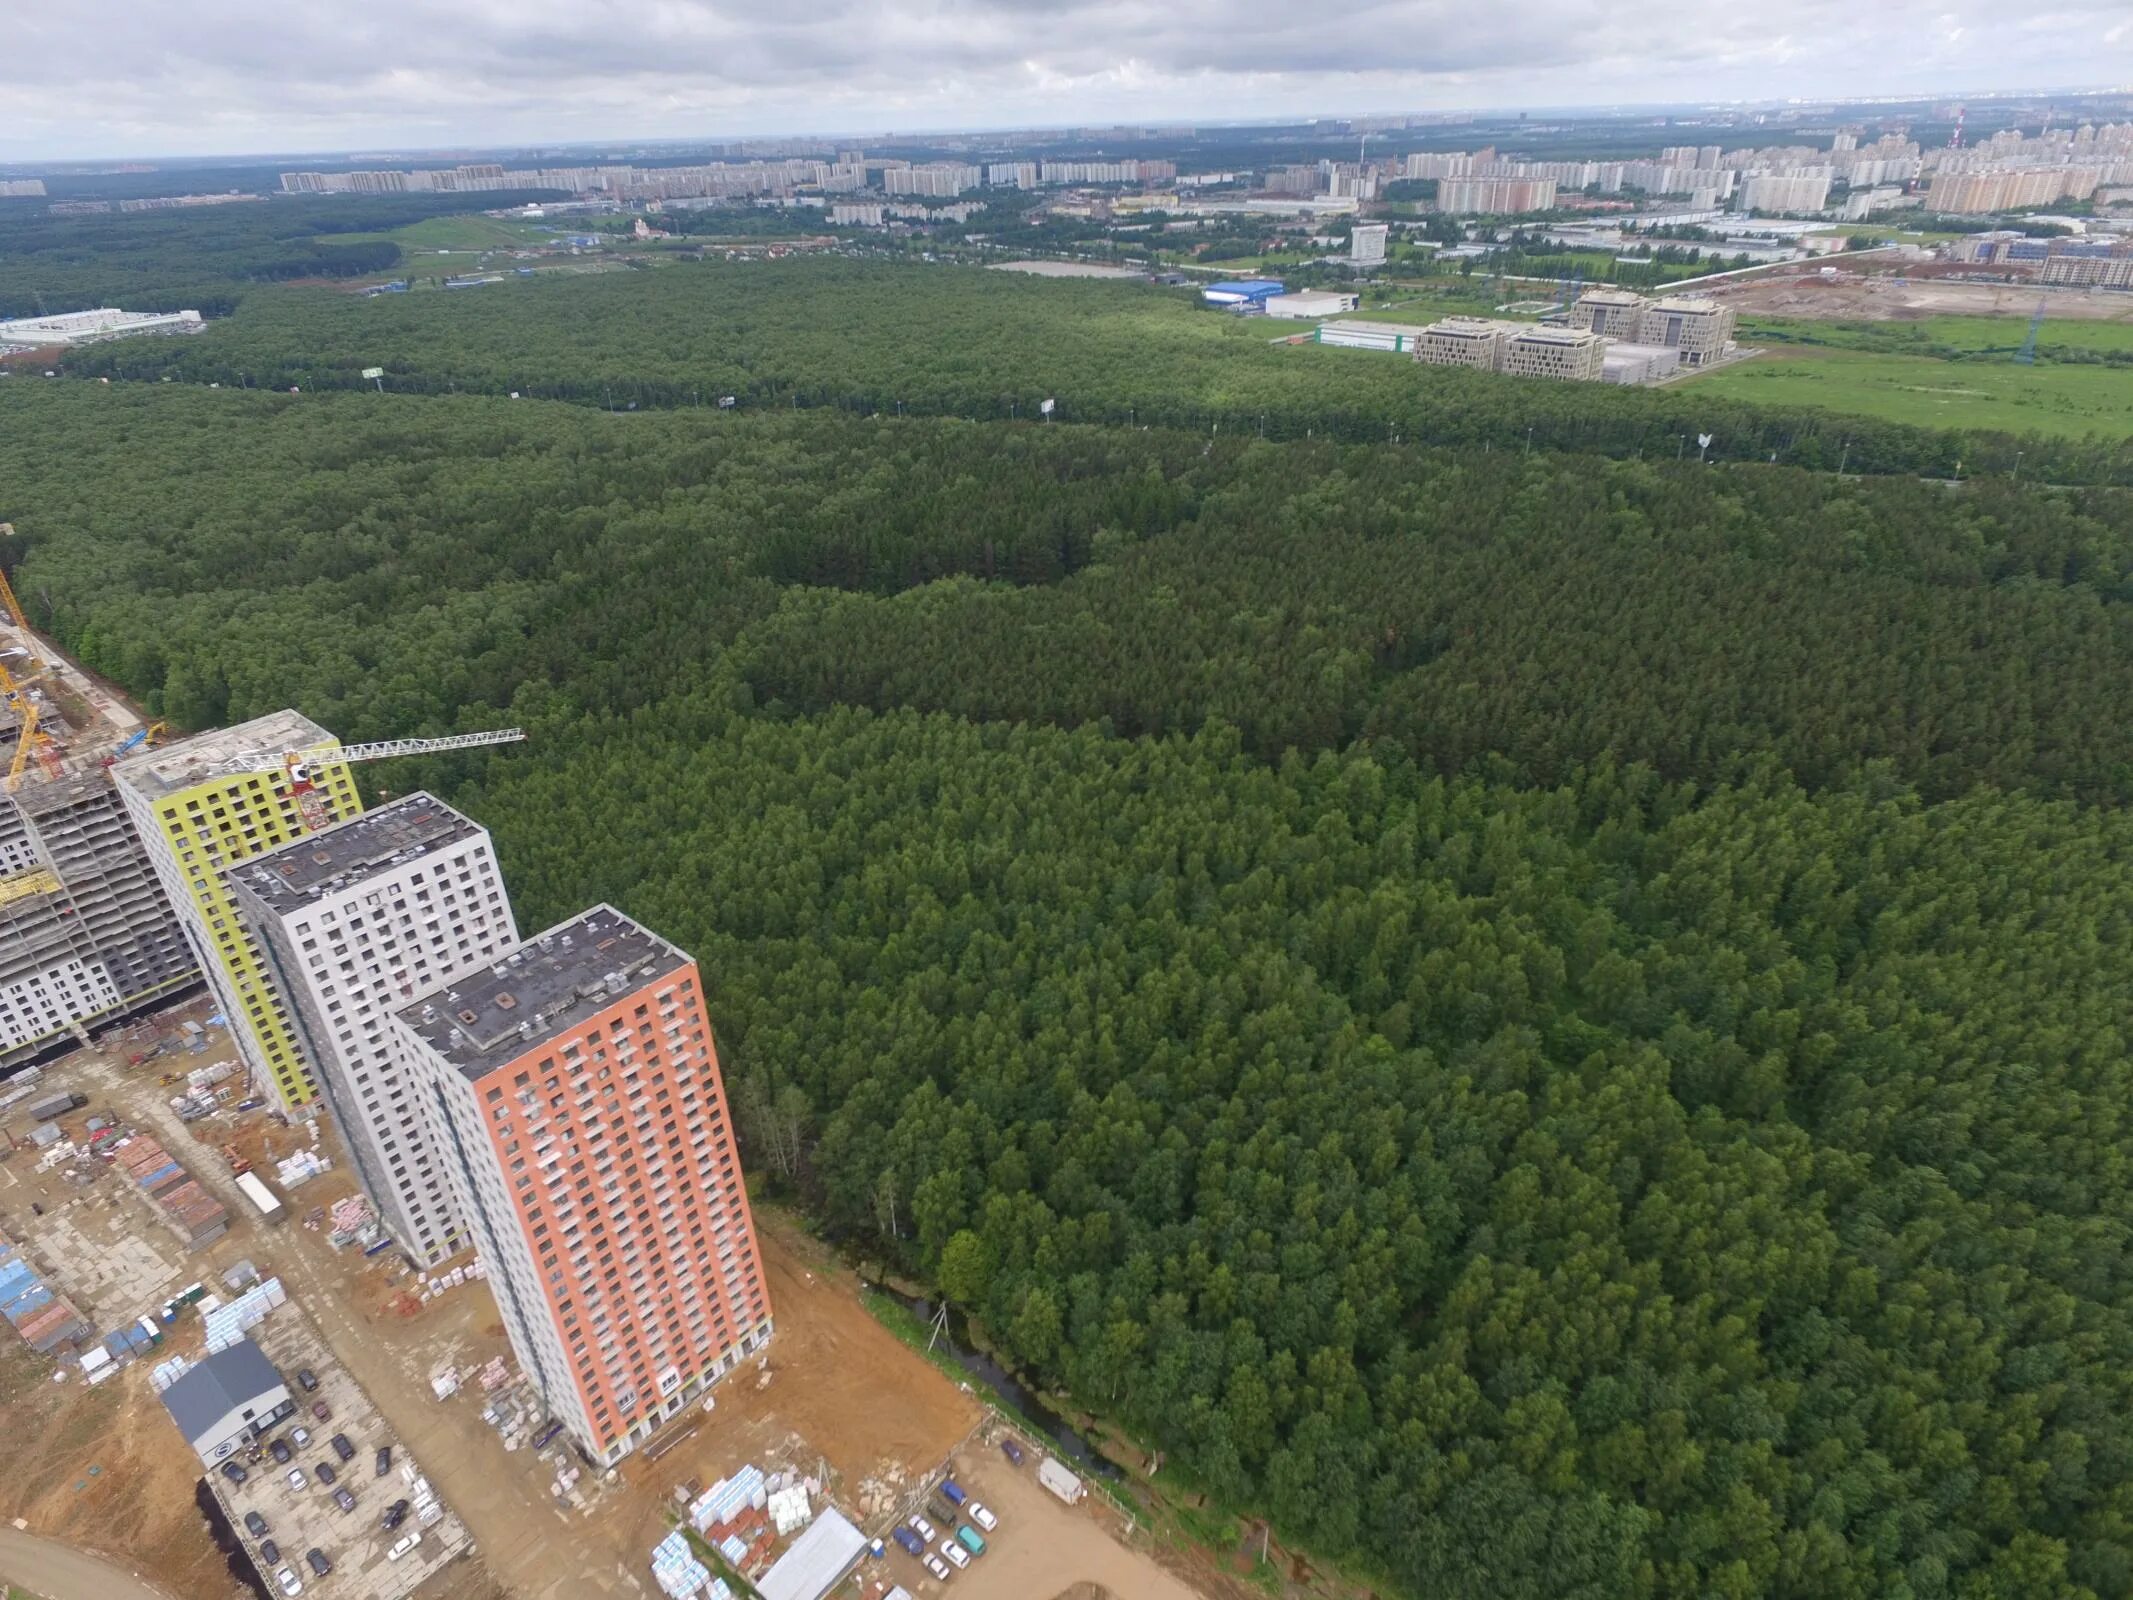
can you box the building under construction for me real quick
[0,601,198,1075]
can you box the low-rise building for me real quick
[1414,316,1510,369]
[1500,325,1607,381]
[1264,290,1359,319]
[159,1338,296,1465]
[1601,341,1682,384]
[1569,291,1737,366]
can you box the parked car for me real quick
[890,1526,923,1557]
[957,1525,986,1556]
[295,1368,319,1392]
[382,1498,411,1531]
[923,1553,952,1581]
[967,1501,998,1532]
[332,1488,356,1513]
[274,1567,302,1596]
[999,1436,1025,1466]
[219,1460,248,1484]
[329,1433,355,1463]
[941,1538,971,1570]
[305,1547,332,1575]
[388,1531,423,1561]
[269,1438,292,1464]
[532,1420,564,1450]
[310,1400,331,1421]
[290,1426,310,1448]
[284,1468,308,1492]
[374,1446,393,1477]
[314,1462,336,1486]
[244,1511,270,1537]
[927,1498,956,1528]
[941,1478,968,1507]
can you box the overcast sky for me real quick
[5,0,2131,162]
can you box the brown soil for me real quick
[602,1210,986,1556]
[0,1334,236,1599]
[1712,269,2133,323]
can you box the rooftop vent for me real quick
[495,992,517,1011]
[457,1008,479,1025]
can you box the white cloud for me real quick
[0,0,2128,159]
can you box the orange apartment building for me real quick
[390,905,773,1465]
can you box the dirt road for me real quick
[0,1525,180,1600]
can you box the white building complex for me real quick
[0,308,202,350]
[231,794,520,1266]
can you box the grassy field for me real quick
[1743,310,2133,359]
[1691,341,2133,439]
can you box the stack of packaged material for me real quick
[689,1465,768,1533]
[650,1529,711,1599]
[202,1276,287,1352]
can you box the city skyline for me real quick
[4,0,2130,162]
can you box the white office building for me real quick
[230,794,520,1265]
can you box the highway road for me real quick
[0,1524,179,1600]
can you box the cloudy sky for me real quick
[4,0,2131,161]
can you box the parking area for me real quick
[212,1304,471,1600]
[865,1435,1202,1600]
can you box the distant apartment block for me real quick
[392,906,772,1466]
[828,203,886,227]
[232,795,520,1267]
[114,711,363,1107]
[0,179,46,197]
[1930,167,2105,213]
[1739,167,1833,214]
[987,162,1038,188]
[882,164,980,198]
[1436,177,1558,214]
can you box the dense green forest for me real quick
[0,195,559,319]
[6,382,2133,1597]
[60,257,2133,485]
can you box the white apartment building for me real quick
[1350,222,1389,266]
[883,164,979,197]
[1740,168,1834,214]
[230,794,519,1265]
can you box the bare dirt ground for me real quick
[1711,269,2133,322]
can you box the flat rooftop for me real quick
[112,709,334,801]
[397,905,690,1078]
[229,792,480,915]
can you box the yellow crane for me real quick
[0,524,39,673]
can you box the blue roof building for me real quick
[1203,279,1286,307]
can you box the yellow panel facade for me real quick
[136,759,362,1106]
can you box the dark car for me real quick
[374,1446,393,1477]
[999,1437,1025,1466]
[891,1526,924,1557]
[332,1487,356,1514]
[244,1511,270,1538]
[942,1478,968,1506]
[532,1420,563,1450]
[315,1461,336,1485]
[295,1368,319,1393]
[259,1538,280,1566]
[329,1433,355,1463]
[382,1498,410,1530]
[268,1438,292,1464]
[306,1547,333,1575]
[219,1460,247,1484]
[928,1498,956,1528]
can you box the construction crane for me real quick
[203,728,528,833]
[0,525,40,674]
[5,683,56,794]
[108,721,165,762]
[1947,106,1966,151]
[2016,294,2048,365]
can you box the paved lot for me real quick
[869,1443,1203,1600]
[213,1305,470,1600]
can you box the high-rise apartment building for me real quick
[0,772,197,1071]
[1349,222,1389,266]
[113,710,362,1107]
[391,906,772,1465]
[230,795,519,1265]
[1436,177,1558,214]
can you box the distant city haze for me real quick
[3,0,2130,161]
